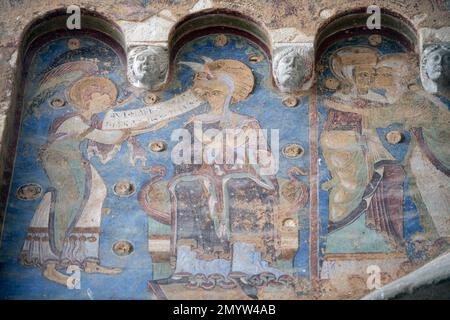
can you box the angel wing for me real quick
[37,60,99,94]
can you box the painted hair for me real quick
[181,58,255,103]
[69,76,117,110]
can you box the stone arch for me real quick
[315,7,418,60]
[0,8,126,221]
[311,7,438,298]
[166,8,272,83]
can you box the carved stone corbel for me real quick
[270,28,315,93]
[272,43,314,93]
[118,10,176,90]
[419,27,450,97]
[127,45,169,90]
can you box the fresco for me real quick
[317,34,450,297]
[0,33,311,299]
[0,27,449,300]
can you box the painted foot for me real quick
[84,261,122,274]
[43,263,69,286]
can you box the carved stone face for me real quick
[274,48,305,92]
[133,51,157,81]
[425,47,450,84]
[128,46,168,89]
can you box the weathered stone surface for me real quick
[362,252,450,300]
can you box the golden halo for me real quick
[205,59,255,103]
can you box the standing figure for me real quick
[20,76,141,285]
[339,53,450,240]
[320,47,405,248]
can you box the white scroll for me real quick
[102,90,203,129]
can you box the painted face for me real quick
[425,48,450,83]
[276,51,303,89]
[354,65,376,90]
[133,51,158,82]
[375,66,395,89]
[192,72,212,98]
[192,72,229,113]
[87,92,113,114]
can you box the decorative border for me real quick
[309,84,319,290]
[324,252,407,261]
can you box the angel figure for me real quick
[20,70,160,286]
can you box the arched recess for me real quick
[310,7,449,297]
[0,8,126,226]
[315,7,418,60]
[0,6,311,299]
[166,8,272,81]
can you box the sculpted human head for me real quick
[273,47,306,92]
[423,44,450,86]
[128,46,168,90]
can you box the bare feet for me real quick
[84,261,122,274]
[43,263,69,286]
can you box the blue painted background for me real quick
[0,34,311,299]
